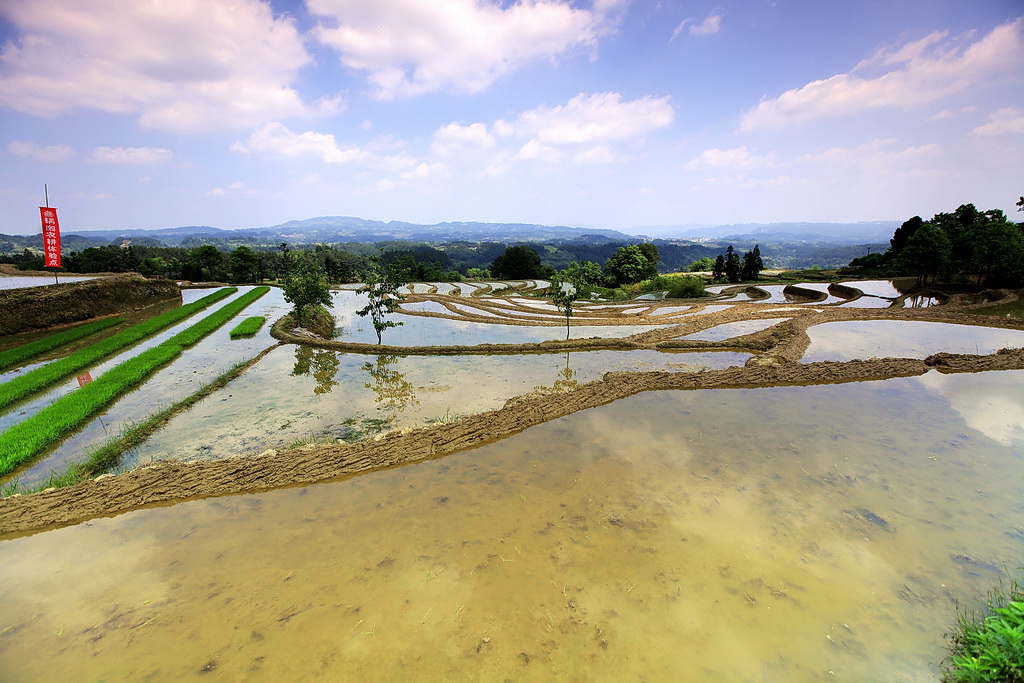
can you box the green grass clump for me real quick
[0,317,124,372]
[0,288,236,412]
[944,577,1024,682]
[0,287,268,476]
[229,316,266,339]
[637,274,707,298]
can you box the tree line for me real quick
[849,200,1024,287]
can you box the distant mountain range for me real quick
[4,215,900,246]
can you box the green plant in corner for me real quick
[943,575,1024,682]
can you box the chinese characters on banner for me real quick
[39,207,62,268]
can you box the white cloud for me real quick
[400,162,448,180]
[574,145,621,163]
[430,122,495,156]
[91,147,173,165]
[0,0,332,133]
[507,91,673,157]
[973,107,1024,136]
[798,138,943,169]
[683,146,774,170]
[740,18,1024,131]
[203,181,255,198]
[7,140,73,162]
[671,12,722,41]
[309,0,622,99]
[232,122,367,163]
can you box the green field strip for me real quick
[0,317,124,372]
[0,287,270,476]
[0,288,236,413]
[229,316,266,339]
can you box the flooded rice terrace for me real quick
[1,371,1023,681]
[1,278,1023,681]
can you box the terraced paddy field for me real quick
[0,278,1022,681]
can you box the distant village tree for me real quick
[491,245,545,279]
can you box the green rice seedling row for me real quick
[0,286,269,476]
[0,317,124,371]
[229,316,266,339]
[0,288,236,412]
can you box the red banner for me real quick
[39,207,62,268]
[76,372,93,387]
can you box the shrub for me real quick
[640,275,707,299]
[944,577,1024,682]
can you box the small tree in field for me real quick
[549,274,579,340]
[356,256,408,344]
[283,262,332,327]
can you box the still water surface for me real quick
[1,370,1021,681]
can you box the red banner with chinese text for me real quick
[39,207,62,268]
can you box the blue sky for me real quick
[1,0,1022,235]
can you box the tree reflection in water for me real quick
[291,345,340,395]
[362,354,419,418]
[533,352,580,393]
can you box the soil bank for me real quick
[0,273,180,335]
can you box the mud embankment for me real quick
[2,348,1023,537]
[0,274,180,335]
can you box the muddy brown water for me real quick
[1,370,1022,681]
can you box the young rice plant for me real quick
[0,317,123,372]
[0,287,268,476]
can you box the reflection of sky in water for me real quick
[332,291,664,345]
[677,317,790,341]
[916,370,1024,446]
[0,275,97,290]
[121,347,752,467]
[802,320,1024,362]
[2,372,1022,681]
[839,280,901,298]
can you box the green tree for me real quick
[229,246,260,283]
[356,255,408,344]
[688,256,715,272]
[897,222,951,286]
[549,270,582,340]
[465,267,491,279]
[491,245,544,279]
[190,245,225,281]
[604,245,657,286]
[724,245,742,283]
[562,260,603,286]
[283,262,333,328]
[741,244,763,281]
[711,254,725,281]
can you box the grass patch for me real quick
[0,288,237,412]
[0,317,124,372]
[229,316,266,339]
[0,287,268,477]
[944,576,1024,682]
